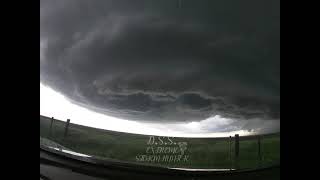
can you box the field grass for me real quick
[40,115,279,169]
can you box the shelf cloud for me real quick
[40,0,279,133]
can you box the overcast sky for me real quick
[40,0,280,136]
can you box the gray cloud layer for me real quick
[40,0,279,132]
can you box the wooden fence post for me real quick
[229,136,232,170]
[49,117,54,138]
[63,119,70,138]
[258,135,262,166]
[235,134,239,169]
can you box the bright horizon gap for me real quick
[40,83,254,137]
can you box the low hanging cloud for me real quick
[40,0,280,133]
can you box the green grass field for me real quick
[40,115,279,169]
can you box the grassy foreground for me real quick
[40,115,279,169]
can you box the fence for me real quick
[40,115,280,170]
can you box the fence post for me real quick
[49,117,54,138]
[235,134,239,169]
[258,135,262,166]
[64,119,70,138]
[229,136,232,170]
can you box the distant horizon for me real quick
[40,114,279,139]
[40,83,278,137]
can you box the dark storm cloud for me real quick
[40,0,280,131]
